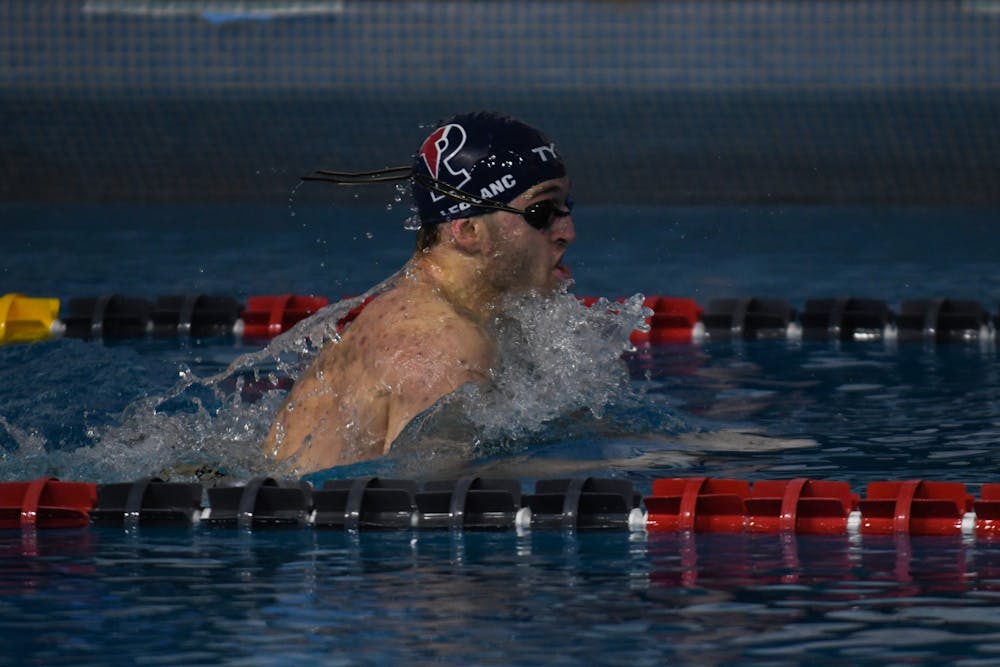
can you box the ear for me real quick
[447,216,484,254]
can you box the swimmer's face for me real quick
[479,176,575,294]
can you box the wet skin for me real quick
[264,177,575,473]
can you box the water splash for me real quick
[0,415,49,475]
[472,290,649,442]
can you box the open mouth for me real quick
[553,262,571,280]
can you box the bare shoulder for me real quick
[353,286,494,384]
[341,284,494,451]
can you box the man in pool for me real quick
[264,111,576,472]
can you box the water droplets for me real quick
[287,179,305,219]
[404,214,422,231]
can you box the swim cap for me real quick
[412,111,566,225]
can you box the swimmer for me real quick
[264,111,575,473]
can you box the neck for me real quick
[407,249,499,324]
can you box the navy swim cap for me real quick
[412,111,566,225]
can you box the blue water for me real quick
[2,203,1000,665]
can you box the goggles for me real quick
[493,197,574,231]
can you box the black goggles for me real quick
[301,167,572,231]
[470,194,574,231]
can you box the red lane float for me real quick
[241,294,329,339]
[975,484,1000,536]
[630,297,703,345]
[644,478,990,538]
[579,296,703,344]
[0,478,96,529]
[859,480,973,536]
[644,478,749,533]
[746,478,858,534]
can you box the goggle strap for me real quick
[301,166,530,220]
[411,174,522,216]
[301,165,413,184]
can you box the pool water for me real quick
[2,202,1000,665]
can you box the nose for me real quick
[551,211,576,246]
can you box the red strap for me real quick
[20,477,53,528]
[268,295,292,337]
[678,477,706,532]
[779,478,809,533]
[893,480,921,533]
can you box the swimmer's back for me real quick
[266,274,494,471]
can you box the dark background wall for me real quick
[2,1,998,204]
